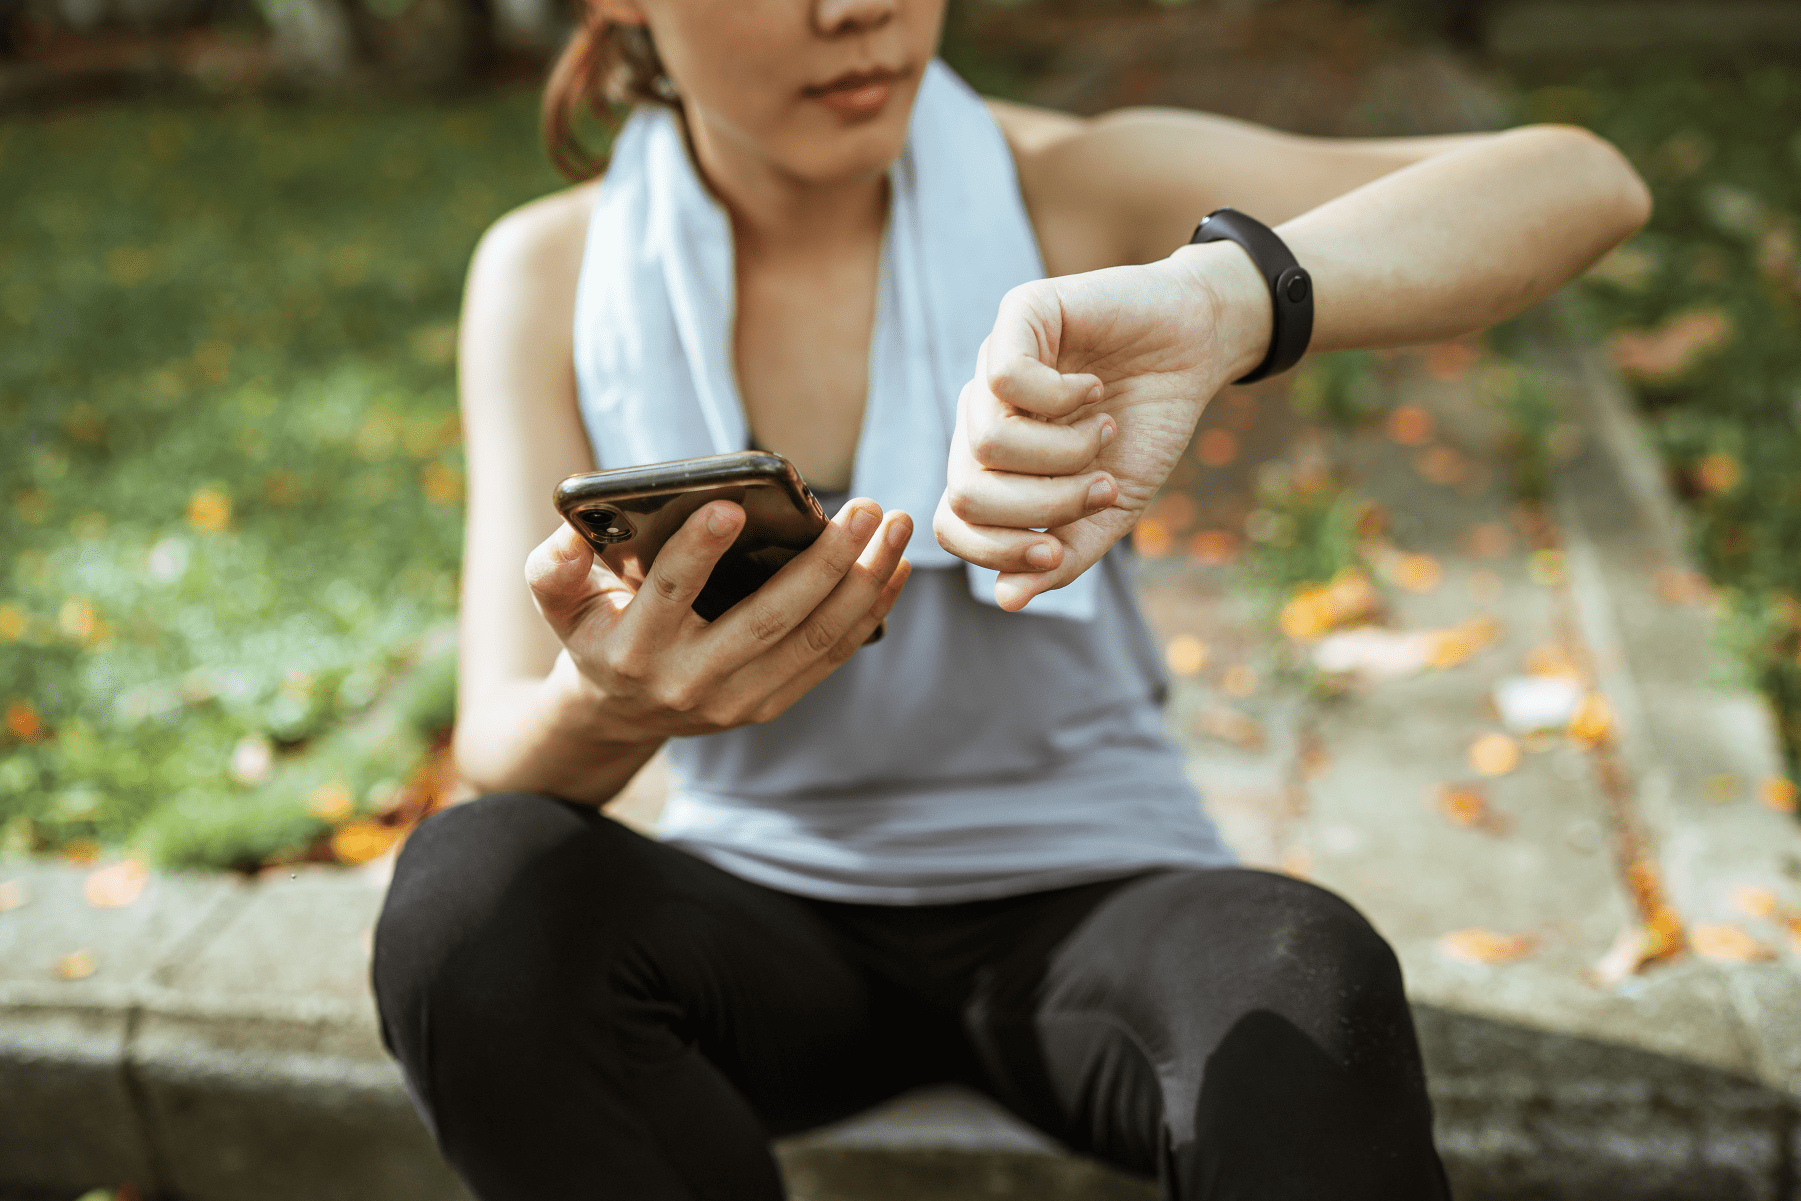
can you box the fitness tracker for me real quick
[1188,207,1314,384]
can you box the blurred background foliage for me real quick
[1,0,1798,869]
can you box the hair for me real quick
[541,16,676,182]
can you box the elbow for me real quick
[1540,123,1653,244]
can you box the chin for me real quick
[780,99,917,185]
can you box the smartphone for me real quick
[555,451,874,631]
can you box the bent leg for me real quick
[965,868,1448,1201]
[373,794,930,1201]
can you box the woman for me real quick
[373,1,1650,1197]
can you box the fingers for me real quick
[526,521,619,640]
[622,500,746,642]
[768,509,912,675]
[982,292,1104,420]
[990,508,1137,613]
[755,558,911,720]
[705,498,886,668]
[960,375,1115,476]
[944,463,1117,532]
[932,492,1066,574]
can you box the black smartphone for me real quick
[555,451,861,627]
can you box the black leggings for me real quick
[372,794,1448,1201]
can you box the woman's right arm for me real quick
[452,188,913,806]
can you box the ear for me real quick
[591,0,647,23]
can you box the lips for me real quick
[805,68,904,120]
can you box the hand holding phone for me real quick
[525,453,912,742]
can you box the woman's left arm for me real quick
[940,111,1652,610]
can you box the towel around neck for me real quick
[572,59,1098,621]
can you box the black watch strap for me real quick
[1188,207,1313,384]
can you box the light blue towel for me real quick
[572,59,1098,620]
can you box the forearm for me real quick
[1179,125,1652,375]
[453,652,664,806]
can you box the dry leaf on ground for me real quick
[1689,923,1775,964]
[1164,634,1208,677]
[84,860,148,909]
[1220,664,1258,697]
[1469,732,1522,777]
[55,949,98,981]
[1435,784,1487,828]
[1386,404,1434,445]
[1757,777,1797,814]
[1728,885,1780,920]
[1132,519,1173,559]
[1187,530,1239,566]
[1567,693,1614,747]
[1438,928,1537,965]
[331,820,403,866]
[1392,553,1444,594]
[1459,522,1513,559]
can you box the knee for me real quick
[1152,870,1408,1048]
[372,793,625,1040]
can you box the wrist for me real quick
[1168,240,1275,386]
[545,650,656,748]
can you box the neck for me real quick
[682,111,889,260]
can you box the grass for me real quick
[0,89,564,868]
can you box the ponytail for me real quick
[541,17,674,182]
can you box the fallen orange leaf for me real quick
[1757,777,1797,814]
[1653,567,1710,606]
[84,860,148,909]
[54,949,98,981]
[1525,643,1581,679]
[1610,308,1733,383]
[5,699,45,743]
[1694,452,1741,494]
[1689,922,1775,964]
[1132,518,1173,559]
[1704,774,1741,804]
[1164,634,1208,677]
[1429,617,1503,669]
[1438,927,1537,965]
[331,820,402,866]
[1187,529,1239,566]
[1386,404,1434,446]
[1567,693,1614,747]
[1728,885,1779,921]
[1469,732,1522,777]
[62,839,101,867]
[1527,548,1566,587]
[1416,445,1468,486]
[1393,553,1443,594]
[1196,428,1239,467]
[186,487,232,533]
[309,781,355,824]
[1435,784,1487,828]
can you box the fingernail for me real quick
[1087,478,1114,509]
[1099,419,1115,445]
[707,506,737,537]
[886,518,910,549]
[1087,383,1104,404]
[1026,542,1058,569]
[851,506,878,539]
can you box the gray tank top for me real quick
[658,491,1235,903]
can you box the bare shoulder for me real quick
[470,180,602,298]
[986,97,1088,157]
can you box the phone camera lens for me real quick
[579,509,633,543]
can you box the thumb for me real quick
[525,522,607,639]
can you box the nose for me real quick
[813,0,894,36]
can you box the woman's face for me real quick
[602,0,948,188]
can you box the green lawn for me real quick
[0,90,564,868]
